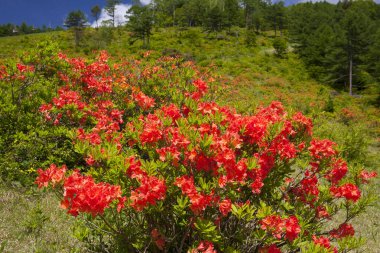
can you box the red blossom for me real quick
[293,172,319,204]
[219,198,232,216]
[312,235,331,249]
[161,103,181,123]
[151,228,165,250]
[195,241,217,253]
[261,215,300,241]
[61,170,123,217]
[139,114,163,145]
[35,164,67,188]
[261,215,285,239]
[284,216,301,241]
[330,183,361,202]
[259,244,282,253]
[292,112,313,135]
[85,155,96,166]
[359,170,377,183]
[308,139,337,160]
[315,206,330,219]
[130,176,167,211]
[133,92,155,110]
[330,223,355,238]
[174,176,213,214]
[126,156,147,179]
[197,102,219,115]
[325,159,347,184]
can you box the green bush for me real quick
[273,37,287,58]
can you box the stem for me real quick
[99,214,120,234]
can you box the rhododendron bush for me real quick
[30,51,377,252]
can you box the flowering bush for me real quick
[32,51,377,252]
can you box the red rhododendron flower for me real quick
[284,216,301,241]
[359,170,377,184]
[292,111,313,135]
[312,235,331,249]
[139,114,163,145]
[293,173,319,203]
[16,63,34,73]
[261,215,300,241]
[130,176,167,211]
[174,175,213,214]
[35,164,67,188]
[174,175,197,195]
[259,244,282,253]
[219,198,232,216]
[308,139,337,160]
[315,206,330,219]
[85,155,96,166]
[261,215,284,239]
[133,92,155,110]
[330,183,361,202]
[151,228,165,250]
[195,241,217,253]
[161,103,181,123]
[330,223,355,238]
[197,102,219,115]
[61,170,123,217]
[325,159,347,184]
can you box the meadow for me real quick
[0,27,378,252]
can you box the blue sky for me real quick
[0,0,137,27]
[0,0,379,27]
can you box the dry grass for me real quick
[0,183,84,253]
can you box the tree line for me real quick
[288,0,380,94]
[0,22,63,37]
[61,0,380,94]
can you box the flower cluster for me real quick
[260,215,301,241]
[312,236,337,252]
[330,183,361,202]
[61,170,124,217]
[130,175,167,211]
[174,176,215,214]
[35,164,67,188]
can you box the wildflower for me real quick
[330,183,361,202]
[35,164,67,188]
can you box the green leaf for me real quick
[194,218,221,243]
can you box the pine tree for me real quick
[105,0,122,27]
[64,10,88,47]
[91,5,101,28]
[126,5,154,48]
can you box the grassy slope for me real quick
[0,28,379,252]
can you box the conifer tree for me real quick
[91,5,101,28]
[126,5,154,48]
[105,0,122,27]
[64,10,88,47]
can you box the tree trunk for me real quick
[349,56,353,96]
[274,16,277,37]
[75,29,80,47]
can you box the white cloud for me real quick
[141,0,152,4]
[91,4,132,27]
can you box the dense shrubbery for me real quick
[20,50,377,252]
[0,41,81,185]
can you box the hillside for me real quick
[0,28,379,252]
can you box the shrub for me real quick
[273,37,288,58]
[0,41,79,185]
[14,50,376,252]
